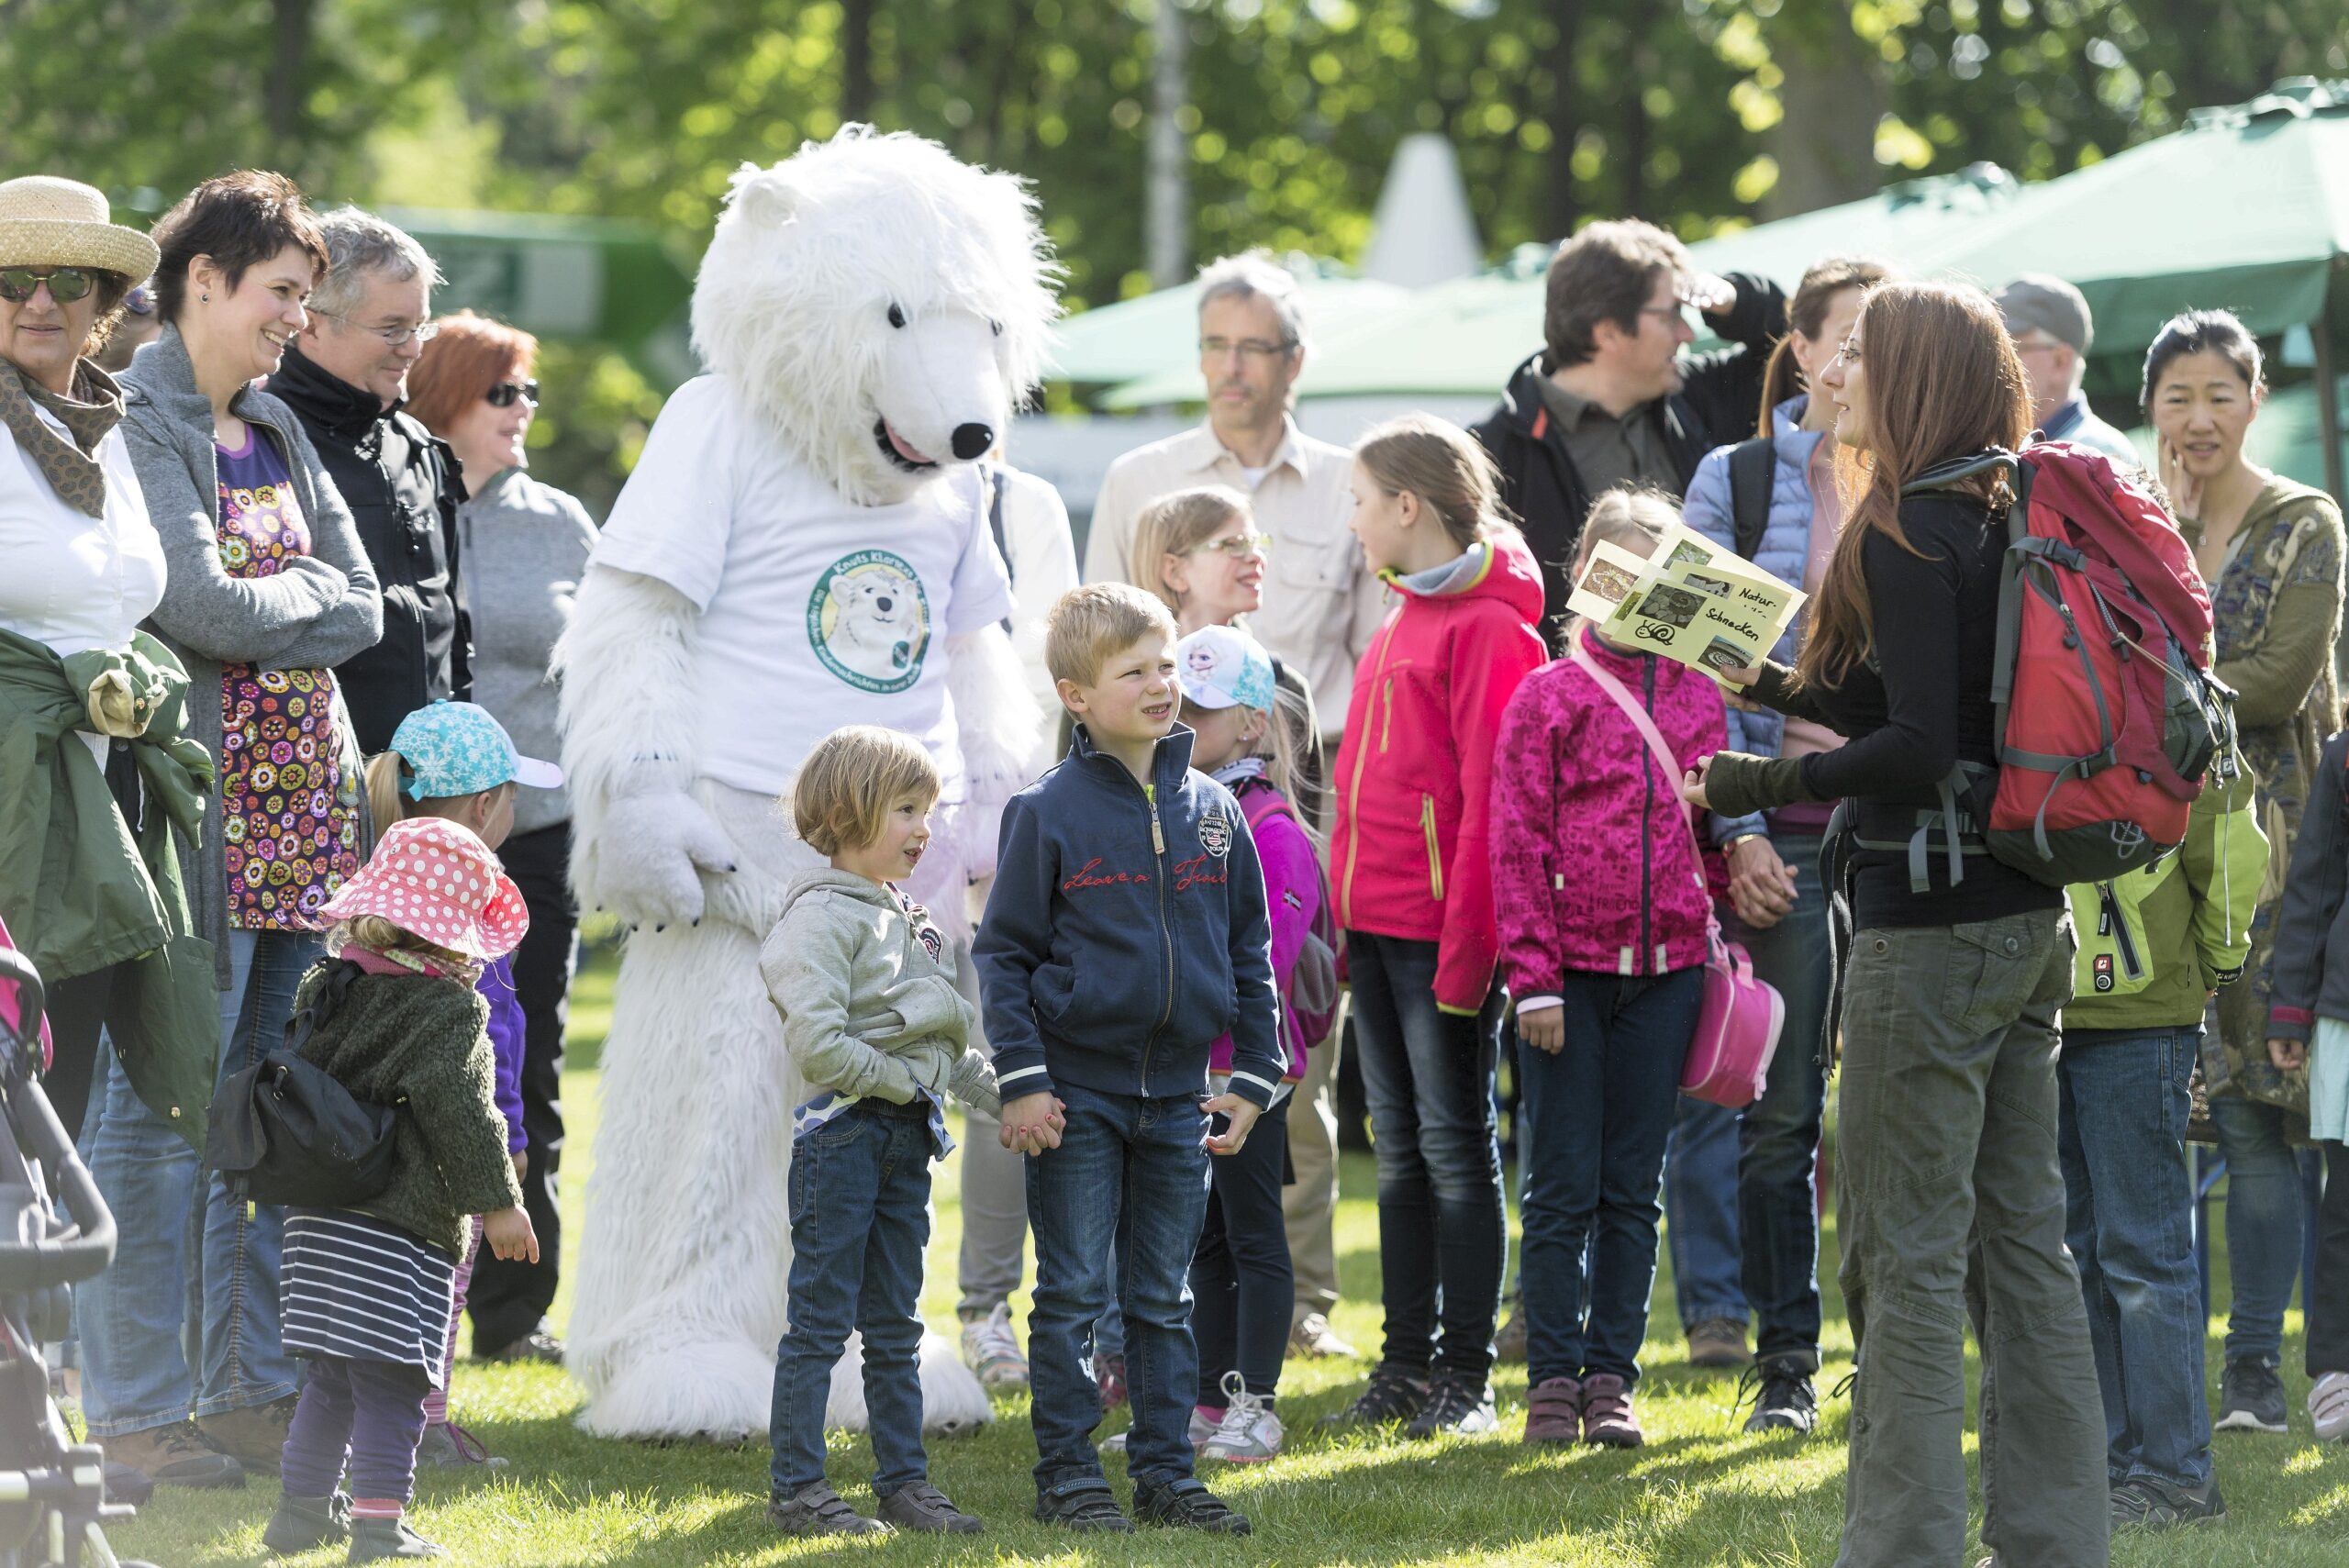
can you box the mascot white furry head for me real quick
[691,127,1062,506]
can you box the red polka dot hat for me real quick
[315,817,529,960]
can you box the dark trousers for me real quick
[2315,1141,2349,1378]
[278,1354,430,1506]
[465,821,573,1352]
[1193,1094,1293,1402]
[1346,930,1507,1385]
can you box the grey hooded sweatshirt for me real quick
[760,868,998,1116]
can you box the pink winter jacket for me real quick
[1490,624,1727,995]
[1208,776,1320,1082]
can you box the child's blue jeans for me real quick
[768,1098,934,1499]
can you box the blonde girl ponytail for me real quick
[364,751,412,837]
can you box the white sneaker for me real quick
[2312,1371,2349,1442]
[1200,1370,1284,1463]
[959,1302,1029,1390]
[1102,1406,1219,1453]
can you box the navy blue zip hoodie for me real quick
[974,722,1283,1110]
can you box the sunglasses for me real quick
[0,267,96,304]
[485,380,540,407]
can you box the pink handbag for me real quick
[1568,642,1785,1108]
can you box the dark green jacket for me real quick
[290,962,522,1257]
[0,627,218,1145]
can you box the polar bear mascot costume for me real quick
[555,127,1056,1441]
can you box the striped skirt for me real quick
[281,1208,459,1387]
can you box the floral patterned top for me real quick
[216,424,361,929]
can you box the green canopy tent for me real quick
[1048,256,1410,393]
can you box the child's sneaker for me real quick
[1405,1373,1497,1438]
[876,1481,982,1533]
[262,1491,351,1554]
[1522,1376,1581,1443]
[347,1514,447,1562]
[768,1482,890,1538]
[1580,1372,1643,1448]
[959,1303,1029,1391]
[2214,1358,2288,1433]
[1101,1405,1218,1452]
[1033,1476,1135,1532]
[1132,1475,1252,1534]
[414,1420,509,1470]
[1319,1364,1431,1429]
[1200,1372,1283,1462]
[2312,1371,2349,1442]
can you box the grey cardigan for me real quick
[119,324,384,984]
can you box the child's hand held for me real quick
[2268,1036,2307,1072]
[486,1206,540,1264]
[1519,1006,1565,1054]
[1680,755,1714,811]
[1200,1092,1262,1155]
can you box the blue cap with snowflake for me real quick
[1174,624,1276,713]
[388,701,563,800]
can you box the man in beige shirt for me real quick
[1085,252,1375,1362]
[1084,253,1386,747]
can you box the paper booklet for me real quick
[1566,522,1806,687]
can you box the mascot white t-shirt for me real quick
[595,375,1014,804]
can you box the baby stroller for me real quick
[0,922,154,1568]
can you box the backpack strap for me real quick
[1565,639,1711,903]
[1726,437,1776,562]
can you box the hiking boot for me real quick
[876,1480,982,1533]
[1740,1358,1820,1435]
[767,1482,890,1538]
[1289,1310,1357,1360]
[104,1420,246,1490]
[1319,1364,1431,1429]
[415,1420,509,1470]
[2311,1371,2349,1442]
[347,1515,448,1562]
[1095,1353,1128,1410]
[1405,1374,1497,1439]
[1132,1475,1252,1534]
[1201,1371,1283,1462]
[1580,1373,1643,1448]
[475,1327,564,1365]
[959,1302,1029,1391]
[262,1490,351,1554]
[1493,1297,1529,1364]
[2214,1359,2288,1433]
[196,1395,298,1473]
[1033,1476,1134,1532]
[1100,1404,1217,1453]
[1522,1376,1581,1443]
[2111,1474,2225,1529]
[1686,1317,1750,1370]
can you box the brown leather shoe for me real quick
[103,1420,245,1490]
[195,1394,298,1473]
[1685,1317,1750,1370]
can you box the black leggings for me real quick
[2313,1141,2349,1379]
[1193,1095,1294,1402]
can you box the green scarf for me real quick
[0,358,123,517]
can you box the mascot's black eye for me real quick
[886,303,907,328]
[989,318,1003,337]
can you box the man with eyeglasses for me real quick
[1472,220,1787,646]
[1994,273,2138,465]
[271,206,472,753]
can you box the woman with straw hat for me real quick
[0,175,239,1490]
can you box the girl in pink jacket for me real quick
[1489,488,1727,1451]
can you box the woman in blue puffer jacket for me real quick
[1674,253,1890,1432]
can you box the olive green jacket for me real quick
[0,627,219,1144]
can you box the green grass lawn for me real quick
[113,948,2349,1565]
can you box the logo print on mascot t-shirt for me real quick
[807,549,933,694]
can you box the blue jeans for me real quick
[1665,1096,1748,1329]
[2057,1026,2210,1488]
[76,1034,200,1437]
[769,1100,933,1497]
[1025,1084,1211,1495]
[1731,831,1832,1366]
[2208,1092,2304,1366]
[1346,931,1508,1384]
[1519,968,1701,1387]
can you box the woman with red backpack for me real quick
[1686,282,2109,1568]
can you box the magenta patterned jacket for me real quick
[1490,624,1728,993]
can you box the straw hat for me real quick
[0,177,160,283]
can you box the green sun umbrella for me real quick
[1048,258,1410,391]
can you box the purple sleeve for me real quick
[1253,807,1319,997]
[479,955,529,1154]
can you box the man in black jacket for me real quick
[273,206,471,753]
[1471,220,1787,646]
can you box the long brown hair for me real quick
[1797,282,2032,687]
[1755,254,1894,434]
[1353,414,1516,551]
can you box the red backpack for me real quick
[1898,442,2237,888]
[1238,784,1341,1052]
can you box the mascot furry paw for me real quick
[556,127,1054,1441]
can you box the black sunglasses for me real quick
[0,267,96,304]
[484,380,540,407]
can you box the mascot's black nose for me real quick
[951,422,995,461]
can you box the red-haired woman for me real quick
[1685,282,2108,1567]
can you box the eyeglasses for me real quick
[1199,337,1295,361]
[0,267,96,304]
[1195,531,1273,559]
[485,380,540,407]
[313,309,440,348]
[1637,302,1694,325]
